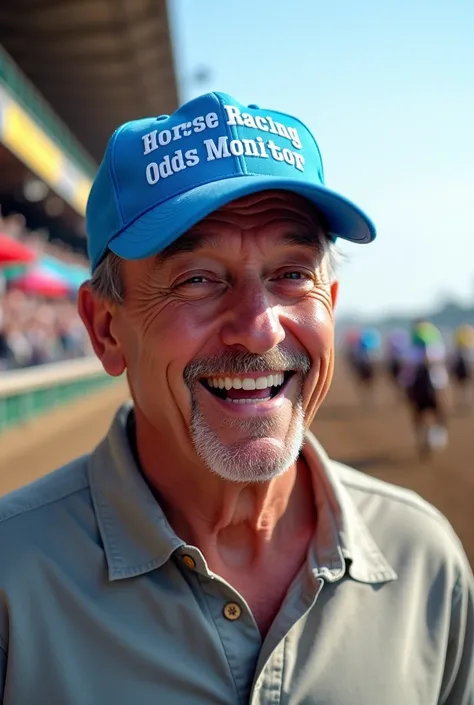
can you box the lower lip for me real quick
[199,379,294,415]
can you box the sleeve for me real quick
[440,559,474,704]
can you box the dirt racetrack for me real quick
[0,364,473,565]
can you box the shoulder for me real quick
[334,460,446,522]
[0,456,98,651]
[0,456,92,564]
[0,455,90,526]
[332,460,472,587]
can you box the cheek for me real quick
[155,303,220,375]
[125,303,218,411]
[284,296,335,411]
[288,296,335,360]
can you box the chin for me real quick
[207,441,295,484]
[191,403,306,484]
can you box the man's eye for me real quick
[181,276,211,285]
[173,274,225,300]
[281,271,305,280]
[277,271,311,281]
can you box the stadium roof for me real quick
[0,0,179,165]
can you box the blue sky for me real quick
[168,0,474,320]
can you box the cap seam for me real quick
[213,92,248,176]
[109,123,131,225]
[214,94,325,180]
[249,103,326,173]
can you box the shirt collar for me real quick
[303,433,397,584]
[88,402,397,585]
[88,401,185,580]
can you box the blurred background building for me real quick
[0,0,179,369]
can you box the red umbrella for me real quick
[12,266,71,298]
[0,232,37,266]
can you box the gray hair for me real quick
[325,239,341,285]
[90,234,340,304]
[90,251,125,303]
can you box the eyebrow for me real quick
[155,229,326,266]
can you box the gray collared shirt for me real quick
[0,402,472,704]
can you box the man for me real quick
[0,92,472,704]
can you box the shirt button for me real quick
[223,602,242,621]
[181,555,196,570]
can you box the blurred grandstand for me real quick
[0,0,179,428]
[0,0,179,372]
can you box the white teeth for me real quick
[206,372,287,391]
[226,396,272,404]
[255,377,268,389]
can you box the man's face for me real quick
[85,191,337,482]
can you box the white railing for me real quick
[0,357,119,431]
[0,357,106,398]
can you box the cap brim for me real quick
[108,175,376,261]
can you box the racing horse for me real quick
[350,328,381,407]
[400,322,449,459]
[449,325,474,411]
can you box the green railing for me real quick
[0,358,119,432]
[0,45,97,179]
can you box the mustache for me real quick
[184,347,311,384]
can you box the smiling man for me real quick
[0,93,472,705]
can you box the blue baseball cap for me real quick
[86,91,376,272]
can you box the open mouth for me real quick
[199,371,295,404]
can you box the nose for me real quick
[220,286,286,354]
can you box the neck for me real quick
[132,412,316,569]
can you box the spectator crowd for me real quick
[0,210,93,371]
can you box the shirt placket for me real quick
[249,577,324,705]
[199,575,263,703]
[177,547,262,704]
[174,539,343,704]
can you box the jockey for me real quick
[450,324,474,406]
[400,321,449,454]
[385,328,409,385]
[355,328,381,377]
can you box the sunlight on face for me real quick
[112,191,336,482]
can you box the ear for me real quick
[77,283,125,377]
[330,280,339,308]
